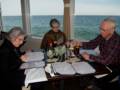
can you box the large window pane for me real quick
[0,0,22,32]
[74,0,120,40]
[30,0,64,37]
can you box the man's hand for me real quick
[65,40,82,48]
[81,52,90,60]
[71,40,82,47]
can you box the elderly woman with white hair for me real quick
[0,27,28,90]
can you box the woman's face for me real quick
[12,35,25,48]
[51,23,60,32]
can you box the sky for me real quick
[0,0,120,16]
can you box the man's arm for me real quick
[82,35,103,49]
[89,46,119,65]
[90,55,110,65]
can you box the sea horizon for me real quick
[1,15,120,40]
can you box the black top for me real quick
[0,39,25,89]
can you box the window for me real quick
[74,0,120,40]
[30,0,64,37]
[0,0,22,32]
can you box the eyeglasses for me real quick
[52,26,59,29]
[99,27,110,32]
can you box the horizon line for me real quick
[2,14,120,16]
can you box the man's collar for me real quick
[106,32,117,41]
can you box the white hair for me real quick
[103,17,116,29]
[8,27,26,40]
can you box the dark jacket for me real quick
[41,30,66,50]
[0,39,25,89]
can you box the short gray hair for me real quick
[103,17,116,28]
[8,27,26,40]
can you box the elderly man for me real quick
[78,17,120,67]
[77,17,120,89]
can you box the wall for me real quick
[21,36,42,51]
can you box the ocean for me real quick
[2,15,120,40]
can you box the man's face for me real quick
[100,21,114,39]
[52,23,59,32]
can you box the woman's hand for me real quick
[20,54,28,62]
